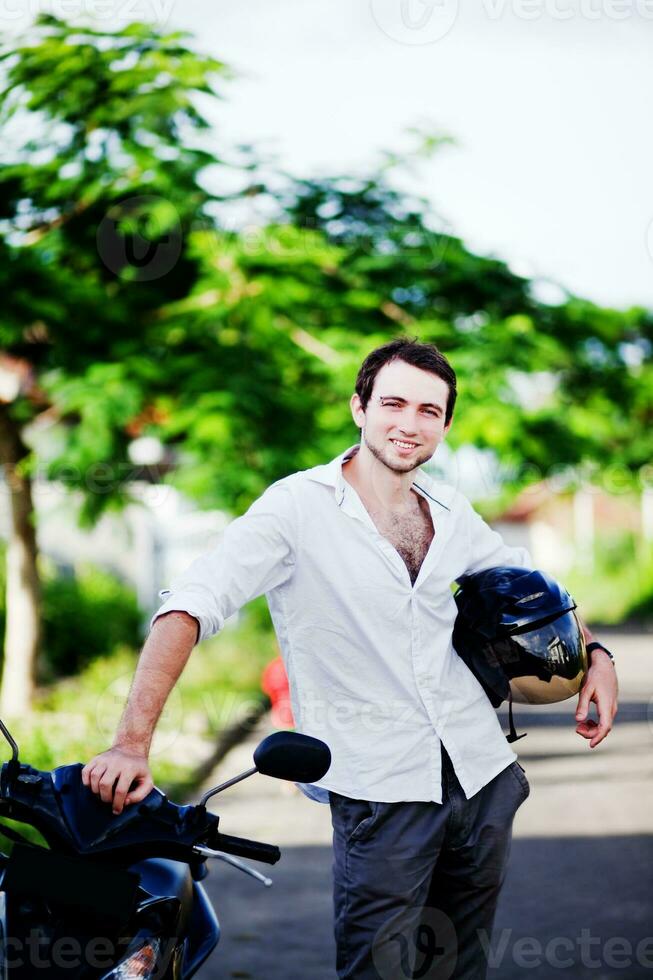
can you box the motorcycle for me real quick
[0,718,331,978]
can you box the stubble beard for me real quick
[362,428,434,474]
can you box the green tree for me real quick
[277,165,653,486]
[154,148,653,506]
[0,16,340,710]
[0,15,228,712]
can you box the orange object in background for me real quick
[261,656,295,729]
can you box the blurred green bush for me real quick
[0,547,143,679]
[566,532,653,625]
[40,568,143,678]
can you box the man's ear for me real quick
[350,392,366,429]
[443,417,453,439]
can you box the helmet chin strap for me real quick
[506,689,527,743]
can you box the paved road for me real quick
[196,629,653,979]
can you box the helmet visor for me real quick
[493,611,588,704]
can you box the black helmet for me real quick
[453,566,588,710]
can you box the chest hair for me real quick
[367,496,434,585]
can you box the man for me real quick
[83,338,618,979]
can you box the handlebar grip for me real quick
[212,831,281,866]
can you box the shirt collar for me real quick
[305,444,451,512]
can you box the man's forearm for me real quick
[113,611,199,756]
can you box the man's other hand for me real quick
[81,747,154,815]
[575,649,618,748]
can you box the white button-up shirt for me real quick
[153,446,532,804]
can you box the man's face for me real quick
[350,359,452,474]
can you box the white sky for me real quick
[162,0,653,310]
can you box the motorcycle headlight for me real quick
[101,937,162,979]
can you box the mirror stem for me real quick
[0,718,19,780]
[198,766,258,807]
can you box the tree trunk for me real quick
[0,406,41,717]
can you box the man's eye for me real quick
[423,409,439,417]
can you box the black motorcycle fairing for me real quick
[0,854,214,979]
[0,762,219,864]
[130,858,194,934]
[0,888,134,979]
[180,879,220,979]
[2,843,141,926]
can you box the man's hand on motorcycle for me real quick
[81,748,154,815]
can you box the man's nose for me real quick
[398,411,419,435]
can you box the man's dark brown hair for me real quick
[355,337,457,424]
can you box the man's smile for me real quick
[390,439,419,451]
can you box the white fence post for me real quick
[573,487,595,569]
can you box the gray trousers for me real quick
[329,747,530,980]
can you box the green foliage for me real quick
[279,171,653,491]
[0,550,142,678]
[40,566,142,678]
[0,14,230,516]
[566,532,653,625]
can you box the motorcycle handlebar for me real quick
[210,831,281,866]
[0,760,282,867]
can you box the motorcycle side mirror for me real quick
[254,732,331,783]
[198,732,331,808]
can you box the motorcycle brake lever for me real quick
[192,845,273,887]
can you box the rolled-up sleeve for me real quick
[460,495,532,575]
[150,480,297,643]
